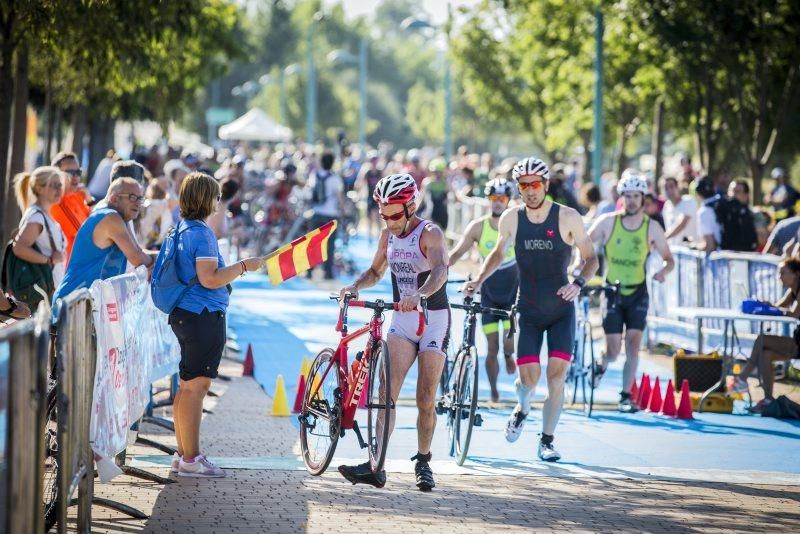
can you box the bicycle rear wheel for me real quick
[454,347,479,466]
[439,343,456,397]
[299,348,342,475]
[366,340,392,473]
[585,324,596,418]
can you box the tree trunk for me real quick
[87,114,115,177]
[0,20,16,246]
[5,44,28,239]
[616,125,628,176]
[580,130,592,184]
[70,105,87,159]
[44,78,54,163]
[54,106,63,155]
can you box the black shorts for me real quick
[169,307,226,381]
[480,265,519,332]
[602,284,649,334]
[517,307,575,365]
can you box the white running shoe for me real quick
[504,405,528,443]
[538,441,561,462]
[170,452,180,473]
[178,455,226,478]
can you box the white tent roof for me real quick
[218,108,292,142]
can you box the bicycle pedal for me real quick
[435,400,447,415]
[473,414,483,427]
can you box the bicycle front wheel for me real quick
[454,347,479,466]
[300,348,342,475]
[366,340,392,473]
[585,323,596,418]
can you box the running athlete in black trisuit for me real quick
[464,157,598,461]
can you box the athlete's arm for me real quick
[447,219,481,266]
[100,213,154,269]
[587,212,614,245]
[557,208,598,302]
[339,229,389,299]
[401,224,448,312]
[463,209,514,296]
[649,221,675,283]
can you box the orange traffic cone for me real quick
[676,378,693,420]
[648,377,663,413]
[292,374,306,414]
[637,375,651,410]
[630,380,640,409]
[661,379,677,417]
[242,344,254,377]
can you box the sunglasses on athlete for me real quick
[380,211,406,221]
[517,180,545,191]
[488,194,509,203]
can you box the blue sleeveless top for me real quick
[53,208,128,303]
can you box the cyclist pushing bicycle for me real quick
[338,173,449,491]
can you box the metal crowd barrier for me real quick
[1,311,48,533]
[52,289,97,533]
[648,247,786,352]
[445,195,490,242]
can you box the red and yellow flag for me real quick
[264,220,337,285]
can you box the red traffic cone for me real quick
[630,380,640,409]
[648,377,663,413]
[677,378,694,419]
[292,374,306,413]
[357,375,369,409]
[637,375,651,410]
[661,379,677,417]
[242,344,254,377]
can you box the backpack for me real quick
[713,197,758,252]
[150,221,199,314]
[1,208,58,309]
[311,170,330,205]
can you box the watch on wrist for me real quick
[573,276,586,288]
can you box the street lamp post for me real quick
[401,8,453,160]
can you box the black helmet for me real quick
[484,178,513,197]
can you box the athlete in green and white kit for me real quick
[588,171,674,412]
[449,179,519,403]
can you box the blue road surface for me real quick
[225,234,800,484]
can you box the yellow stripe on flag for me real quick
[292,237,312,274]
[265,252,283,286]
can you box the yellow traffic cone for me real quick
[300,356,311,380]
[270,374,291,417]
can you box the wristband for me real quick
[240,260,247,276]
[573,276,586,289]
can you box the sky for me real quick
[325,0,482,24]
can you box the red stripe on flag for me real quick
[278,247,297,281]
[307,221,336,267]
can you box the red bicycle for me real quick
[299,294,428,476]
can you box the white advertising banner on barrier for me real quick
[89,266,180,464]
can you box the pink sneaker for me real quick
[178,455,226,478]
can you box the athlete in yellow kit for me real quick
[588,171,674,412]
[448,179,518,403]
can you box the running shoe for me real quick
[411,453,435,492]
[618,394,638,413]
[730,376,749,394]
[591,360,606,389]
[178,455,226,478]
[537,441,561,462]
[504,404,528,443]
[338,462,386,488]
[170,452,180,473]
[748,397,773,414]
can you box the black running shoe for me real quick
[411,452,435,492]
[338,462,386,488]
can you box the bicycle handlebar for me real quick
[331,293,429,336]
[450,297,517,339]
[580,280,621,297]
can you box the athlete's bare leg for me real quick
[416,351,446,455]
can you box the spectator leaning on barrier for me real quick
[169,172,265,478]
[764,215,800,255]
[662,176,697,246]
[52,177,155,304]
[732,255,800,413]
[692,175,721,251]
[307,152,343,280]
[9,167,67,309]
[50,151,92,263]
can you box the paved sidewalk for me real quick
[66,357,800,533]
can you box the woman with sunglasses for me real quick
[463,157,598,463]
[448,178,519,403]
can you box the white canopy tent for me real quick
[218,108,293,143]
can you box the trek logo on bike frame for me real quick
[350,357,371,407]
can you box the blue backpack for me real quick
[151,221,199,314]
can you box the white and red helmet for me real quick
[512,157,550,181]
[373,173,420,206]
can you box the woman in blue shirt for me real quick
[171,172,264,478]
